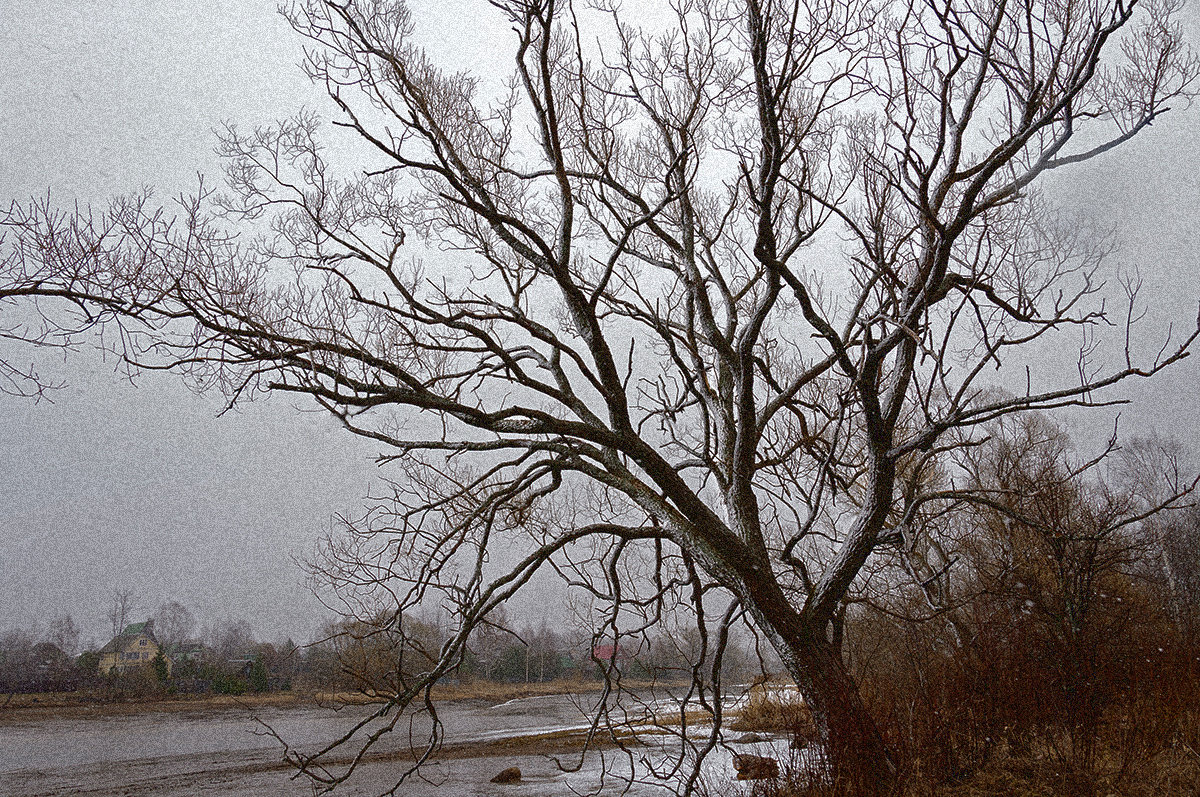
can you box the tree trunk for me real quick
[780,633,896,796]
[734,556,896,794]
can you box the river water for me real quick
[0,693,796,796]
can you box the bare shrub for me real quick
[844,417,1200,796]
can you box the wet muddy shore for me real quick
[0,692,684,796]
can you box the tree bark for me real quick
[783,634,895,795]
[717,528,897,794]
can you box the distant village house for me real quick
[97,620,168,674]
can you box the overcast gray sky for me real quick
[1,0,1198,645]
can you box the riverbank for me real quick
[0,677,680,724]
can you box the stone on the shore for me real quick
[490,766,522,784]
[733,753,779,780]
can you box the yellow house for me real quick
[97,620,167,674]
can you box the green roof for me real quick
[98,620,158,654]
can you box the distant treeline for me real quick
[0,604,766,697]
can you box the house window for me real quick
[139,639,147,646]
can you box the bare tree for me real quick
[204,618,257,661]
[1152,504,1200,623]
[46,613,81,658]
[321,611,443,695]
[3,0,1199,792]
[153,600,197,651]
[105,588,136,641]
[1124,439,1200,635]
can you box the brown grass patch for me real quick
[729,680,815,739]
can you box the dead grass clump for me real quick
[730,680,815,741]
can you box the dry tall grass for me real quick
[731,679,815,738]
